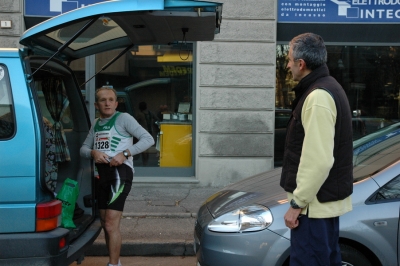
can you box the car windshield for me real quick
[353,122,400,182]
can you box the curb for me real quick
[122,212,197,218]
[86,241,195,256]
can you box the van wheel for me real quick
[340,243,372,266]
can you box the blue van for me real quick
[0,1,222,265]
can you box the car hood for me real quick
[20,0,222,61]
[205,168,287,218]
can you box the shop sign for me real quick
[278,0,400,23]
[25,0,107,17]
[159,66,192,77]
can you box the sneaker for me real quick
[107,261,121,266]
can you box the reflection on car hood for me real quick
[205,168,286,218]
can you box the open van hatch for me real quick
[20,0,222,62]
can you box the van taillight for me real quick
[59,237,66,249]
[36,200,62,232]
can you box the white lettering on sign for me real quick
[375,0,400,5]
[333,0,400,19]
[360,8,400,17]
[352,0,370,5]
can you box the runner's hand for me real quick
[91,150,109,164]
[109,153,125,166]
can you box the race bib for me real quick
[94,131,111,152]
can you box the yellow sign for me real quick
[159,66,192,77]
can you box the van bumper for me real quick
[0,217,101,266]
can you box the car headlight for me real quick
[208,204,273,233]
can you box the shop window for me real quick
[94,44,194,176]
[0,65,15,139]
[275,45,400,163]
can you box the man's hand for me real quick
[91,150,127,166]
[109,152,126,167]
[91,150,110,164]
[284,207,302,229]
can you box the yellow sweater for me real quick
[287,89,352,218]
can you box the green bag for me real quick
[56,178,79,228]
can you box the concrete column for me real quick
[196,0,277,186]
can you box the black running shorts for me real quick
[95,163,133,211]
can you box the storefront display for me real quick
[159,122,192,167]
[92,44,194,174]
[276,44,400,142]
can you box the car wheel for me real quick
[340,243,372,266]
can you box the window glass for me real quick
[274,109,291,167]
[0,65,15,139]
[275,109,291,129]
[275,44,400,166]
[375,175,400,201]
[276,45,400,140]
[35,80,74,130]
[94,44,193,172]
[352,124,400,182]
[45,18,126,51]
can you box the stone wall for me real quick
[196,0,277,186]
[0,0,22,48]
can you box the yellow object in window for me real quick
[159,123,192,167]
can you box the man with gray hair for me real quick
[280,33,353,265]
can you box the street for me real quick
[72,256,196,266]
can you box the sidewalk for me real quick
[86,184,221,257]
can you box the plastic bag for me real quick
[56,178,79,228]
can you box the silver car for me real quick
[194,123,400,266]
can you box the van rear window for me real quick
[0,65,15,139]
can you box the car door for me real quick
[339,123,400,266]
[370,173,400,266]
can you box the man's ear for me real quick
[94,102,98,109]
[298,59,307,70]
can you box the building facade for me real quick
[2,0,399,187]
